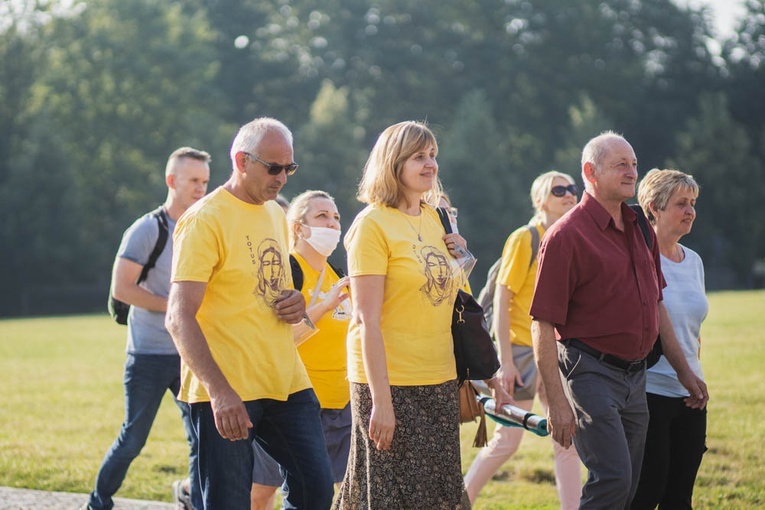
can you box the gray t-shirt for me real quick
[646,244,708,397]
[117,209,177,355]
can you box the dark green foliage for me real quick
[2,0,764,315]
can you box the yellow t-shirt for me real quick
[293,253,351,409]
[172,187,311,403]
[345,204,462,386]
[496,222,545,348]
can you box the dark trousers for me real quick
[559,343,649,509]
[631,393,707,510]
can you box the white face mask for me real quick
[301,225,341,256]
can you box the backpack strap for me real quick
[629,203,664,366]
[629,204,653,250]
[289,254,304,291]
[136,207,169,285]
[527,224,540,269]
[328,261,346,279]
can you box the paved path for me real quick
[0,487,174,510]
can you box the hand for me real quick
[486,377,516,409]
[324,276,350,311]
[681,374,709,410]
[274,289,306,324]
[495,362,524,399]
[368,397,396,451]
[442,233,468,259]
[209,386,252,441]
[546,398,577,449]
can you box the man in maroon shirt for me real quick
[530,131,708,509]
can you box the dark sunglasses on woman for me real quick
[551,184,578,197]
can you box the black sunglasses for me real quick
[244,152,298,176]
[551,184,578,197]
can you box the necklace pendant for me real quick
[417,235,422,242]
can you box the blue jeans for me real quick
[88,354,201,510]
[193,388,333,510]
[560,343,649,509]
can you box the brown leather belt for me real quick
[563,339,646,373]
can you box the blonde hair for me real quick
[637,168,699,224]
[530,170,576,222]
[286,190,335,249]
[357,121,444,208]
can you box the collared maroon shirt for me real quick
[530,192,665,361]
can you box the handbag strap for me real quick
[436,207,452,235]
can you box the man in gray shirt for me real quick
[83,147,210,510]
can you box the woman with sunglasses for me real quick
[250,190,352,510]
[631,169,708,510]
[464,170,583,509]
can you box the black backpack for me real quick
[631,204,664,368]
[476,225,539,338]
[108,207,169,325]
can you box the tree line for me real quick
[2,0,764,316]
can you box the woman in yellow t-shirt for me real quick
[464,171,583,509]
[333,121,504,509]
[250,190,352,509]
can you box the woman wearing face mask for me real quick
[250,190,352,510]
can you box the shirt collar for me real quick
[581,191,638,232]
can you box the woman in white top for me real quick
[632,168,709,510]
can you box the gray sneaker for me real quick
[172,479,194,510]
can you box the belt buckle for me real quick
[626,359,645,373]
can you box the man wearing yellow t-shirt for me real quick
[165,118,333,510]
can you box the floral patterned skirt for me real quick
[333,380,471,509]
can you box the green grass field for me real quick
[0,290,763,508]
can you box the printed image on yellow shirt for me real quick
[253,238,287,308]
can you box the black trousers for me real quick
[631,392,707,510]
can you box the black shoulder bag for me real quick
[436,207,500,382]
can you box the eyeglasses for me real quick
[243,152,298,176]
[551,184,578,197]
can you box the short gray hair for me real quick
[637,168,699,224]
[229,117,293,170]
